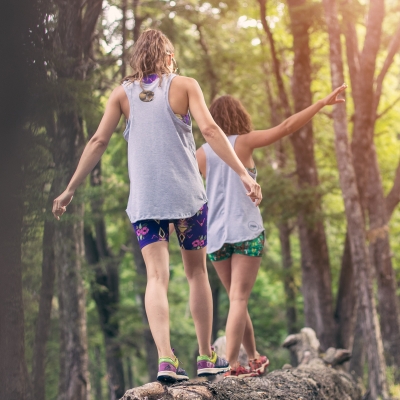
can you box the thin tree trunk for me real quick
[131,235,159,382]
[322,1,388,397]
[207,259,221,343]
[196,24,219,103]
[55,198,89,400]
[334,234,356,350]
[84,161,125,399]
[287,0,336,350]
[349,307,366,381]
[262,60,297,344]
[126,357,134,389]
[121,0,127,78]
[33,214,56,400]
[94,346,103,400]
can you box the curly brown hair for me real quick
[123,29,176,85]
[209,95,253,136]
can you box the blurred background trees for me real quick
[2,0,400,398]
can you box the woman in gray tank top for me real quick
[197,84,347,377]
[52,29,263,383]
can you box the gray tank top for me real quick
[203,135,264,254]
[122,74,207,223]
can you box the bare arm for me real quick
[238,84,347,150]
[52,86,124,219]
[187,79,262,205]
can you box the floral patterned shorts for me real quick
[133,204,207,250]
[208,232,265,262]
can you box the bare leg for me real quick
[181,247,213,357]
[141,241,174,359]
[213,255,261,365]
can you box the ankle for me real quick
[248,351,260,360]
[158,351,175,360]
[199,349,212,358]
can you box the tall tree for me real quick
[322,0,388,397]
[336,0,400,370]
[52,1,103,399]
[259,0,336,349]
[0,0,49,398]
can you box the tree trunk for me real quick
[53,2,103,398]
[33,213,56,400]
[84,222,125,399]
[131,234,159,382]
[349,307,365,381]
[83,157,125,398]
[55,198,89,400]
[343,0,400,373]
[334,234,356,350]
[367,146,400,372]
[322,1,388,397]
[126,357,134,389]
[0,144,31,400]
[207,259,221,343]
[260,0,335,350]
[287,0,336,350]
[121,0,128,78]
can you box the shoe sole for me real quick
[157,371,189,383]
[255,361,270,375]
[197,366,231,377]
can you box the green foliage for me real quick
[20,0,400,397]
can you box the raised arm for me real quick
[238,84,347,150]
[187,78,262,205]
[52,86,124,219]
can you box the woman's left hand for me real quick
[52,189,74,220]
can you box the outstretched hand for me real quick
[52,189,74,220]
[322,83,347,106]
[241,174,262,207]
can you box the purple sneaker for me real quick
[157,356,189,383]
[197,349,230,377]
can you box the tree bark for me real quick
[343,0,400,372]
[84,226,125,399]
[121,0,128,78]
[260,0,335,350]
[322,0,388,397]
[334,234,356,350]
[286,0,336,351]
[33,212,56,400]
[53,1,103,399]
[84,162,125,399]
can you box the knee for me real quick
[185,265,207,282]
[147,270,169,286]
[229,291,250,305]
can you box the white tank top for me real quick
[202,135,264,254]
[122,74,207,223]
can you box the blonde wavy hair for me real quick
[123,29,176,85]
[209,95,253,136]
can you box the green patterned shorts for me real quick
[208,232,265,262]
